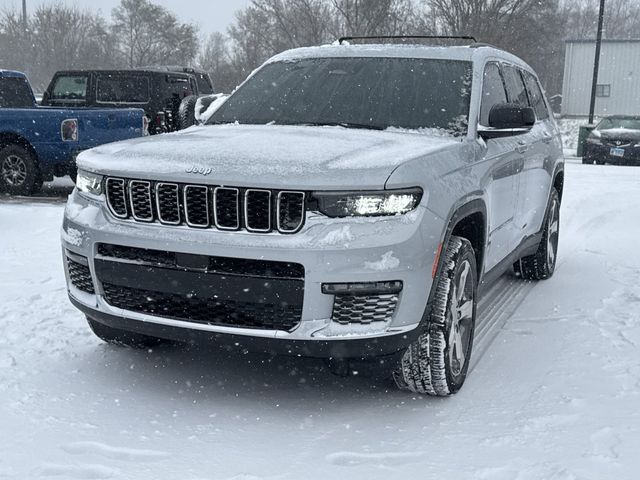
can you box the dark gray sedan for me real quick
[584,115,640,165]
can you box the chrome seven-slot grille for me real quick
[105,177,306,234]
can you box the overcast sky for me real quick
[0,0,252,36]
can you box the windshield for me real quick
[0,76,34,107]
[596,117,640,131]
[208,57,472,134]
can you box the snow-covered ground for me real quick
[1,160,640,479]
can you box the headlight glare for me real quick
[313,188,422,217]
[76,170,103,196]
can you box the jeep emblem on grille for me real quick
[186,165,212,176]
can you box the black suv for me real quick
[42,68,214,134]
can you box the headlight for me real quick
[312,188,423,217]
[76,170,103,196]
[586,135,601,144]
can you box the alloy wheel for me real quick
[1,155,27,187]
[448,259,474,377]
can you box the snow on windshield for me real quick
[208,57,472,135]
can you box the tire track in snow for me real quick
[325,450,424,467]
[61,441,169,461]
[36,463,120,479]
[471,274,533,371]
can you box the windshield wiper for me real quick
[292,121,385,131]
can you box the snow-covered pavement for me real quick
[1,162,639,479]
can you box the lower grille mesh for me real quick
[102,283,302,331]
[67,258,95,294]
[332,294,398,324]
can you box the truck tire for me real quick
[178,95,198,130]
[0,144,43,195]
[515,188,560,280]
[394,236,477,396]
[86,317,166,349]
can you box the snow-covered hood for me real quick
[77,124,459,190]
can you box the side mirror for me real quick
[479,103,535,140]
[195,93,229,124]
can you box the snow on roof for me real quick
[266,43,531,70]
[0,70,27,78]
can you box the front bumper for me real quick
[61,190,443,358]
[584,143,640,165]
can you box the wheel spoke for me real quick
[457,261,471,303]
[453,326,465,372]
[457,298,473,320]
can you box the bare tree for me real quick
[0,4,118,90]
[111,0,199,67]
[330,0,416,37]
[198,32,239,92]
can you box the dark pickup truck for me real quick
[42,67,214,134]
[0,70,145,195]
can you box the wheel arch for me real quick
[0,132,38,160]
[424,198,487,323]
[552,167,564,203]
[443,199,487,282]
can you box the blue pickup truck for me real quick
[0,70,146,195]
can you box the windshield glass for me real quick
[208,57,472,135]
[596,117,640,131]
[0,76,34,107]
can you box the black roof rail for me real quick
[337,35,477,45]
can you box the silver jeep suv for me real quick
[62,38,563,396]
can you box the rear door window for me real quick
[502,65,530,107]
[96,74,150,104]
[51,75,88,102]
[479,63,508,127]
[0,77,34,107]
[522,71,549,120]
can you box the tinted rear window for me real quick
[51,75,88,101]
[209,57,472,134]
[0,77,34,107]
[97,75,150,103]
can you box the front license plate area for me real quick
[610,147,625,157]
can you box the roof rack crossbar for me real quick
[337,35,477,45]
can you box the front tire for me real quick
[0,144,42,195]
[516,188,560,280]
[87,317,165,349]
[394,236,477,396]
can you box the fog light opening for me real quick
[321,280,403,296]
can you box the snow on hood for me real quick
[77,124,459,190]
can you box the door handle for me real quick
[516,141,529,154]
[542,134,553,144]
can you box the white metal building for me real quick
[561,39,640,117]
